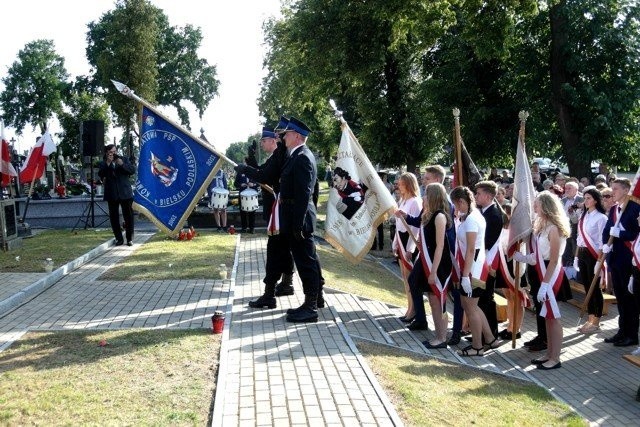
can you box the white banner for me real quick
[324,124,397,263]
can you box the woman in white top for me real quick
[515,191,572,370]
[573,188,608,333]
[392,172,422,322]
[450,186,497,356]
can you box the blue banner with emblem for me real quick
[134,105,222,235]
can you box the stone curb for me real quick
[0,239,114,316]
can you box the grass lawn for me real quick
[99,230,236,281]
[0,329,219,426]
[358,340,586,426]
[0,229,113,272]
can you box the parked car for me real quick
[531,157,554,173]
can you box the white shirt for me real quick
[535,224,566,261]
[576,209,607,250]
[456,208,486,253]
[396,196,421,234]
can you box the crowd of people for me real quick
[387,162,640,370]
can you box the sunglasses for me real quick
[603,195,612,199]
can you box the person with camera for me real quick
[98,144,136,246]
[561,181,583,267]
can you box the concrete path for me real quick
[1,233,639,426]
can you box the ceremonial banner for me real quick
[453,140,482,188]
[135,105,223,235]
[507,133,536,254]
[324,124,397,262]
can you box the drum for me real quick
[211,188,229,209]
[240,188,259,212]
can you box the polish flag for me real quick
[1,129,18,187]
[18,130,56,183]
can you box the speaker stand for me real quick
[72,162,109,231]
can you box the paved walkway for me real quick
[1,234,639,426]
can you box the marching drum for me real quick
[240,189,259,212]
[211,188,229,209]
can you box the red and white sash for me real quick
[419,227,450,308]
[497,230,530,307]
[578,215,600,260]
[533,234,565,319]
[611,204,633,253]
[453,237,489,285]
[393,229,414,271]
[633,234,640,267]
[267,195,280,236]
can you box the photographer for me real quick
[98,144,136,246]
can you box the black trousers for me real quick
[577,247,603,317]
[264,234,294,286]
[286,232,320,297]
[372,223,384,250]
[611,261,638,340]
[108,198,134,242]
[478,274,498,336]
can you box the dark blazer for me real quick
[481,203,503,249]
[279,144,317,235]
[603,199,640,268]
[241,142,288,221]
[97,157,135,201]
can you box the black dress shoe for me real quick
[604,332,624,343]
[400,315,415,323]
[275,284,295,297]
[499,330,521,340]
[248,295,277,309]
[423,341,447,349]
[524,336,541,347]
[407,320,429,331]
[126,241,133,246]
[537,361,561,370]
[448,331,461,346]
[530,358,549,365]
[528,341,548,352]
[286,306,318,323]
[614,337,639,347]
[115,240,124,246]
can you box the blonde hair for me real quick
[422,183,452,229]
[533,191,571,237]
[398,172,420,200]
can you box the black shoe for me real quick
[407,320,429,331]
[249,229,254,234]
[317,295,325,309]
[448,331,461,346]
[499,330,521,340]
[604,332,624,343]
[528,341,548,352]
[248,295,276,309]
[115,240,124,246]
[614,337,639,347]
[423,341,447,349]
[537,361,561,370]
[531,358,549,365]
[400,315,415,323]
[286,306,318,323]
[126,241,133,246]
[523,336,541,347]
[275,284,294,297]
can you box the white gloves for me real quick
[573,257,580,272]
[601,244,612,254]
[460,276,473,297]
[513,252,536,265]
[610,226,621,238]
[629,276,635,294]
[537,281,550,303]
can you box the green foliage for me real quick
[0,39,69,134]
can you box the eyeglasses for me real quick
[603,195,612,199]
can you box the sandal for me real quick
[580,323,600,334]
[458,344,484,357]
[484,337,502,350]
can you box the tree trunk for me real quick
[549,2,590,179]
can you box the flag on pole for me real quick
[507,132,536,254]
[19,130,56,183]
[452,139,482,188]
[1,128,18,187]
[629,165,640,199]
[135,105,223,235]
[324,123,397,262]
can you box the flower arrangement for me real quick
[65,178,88,196]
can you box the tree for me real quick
[0,39,69,134]
[86,0,220,155]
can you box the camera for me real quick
[570,204,578,210]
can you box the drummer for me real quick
[234,164,257,233]
[208,168,229,232]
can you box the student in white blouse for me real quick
[392,172,422,323]
[574,188,608,333]
[450,186,498,356]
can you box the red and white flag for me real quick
[629,165,640,199]
[19,130,56,183]
[1,128,18,187]
[507,133,536,255]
